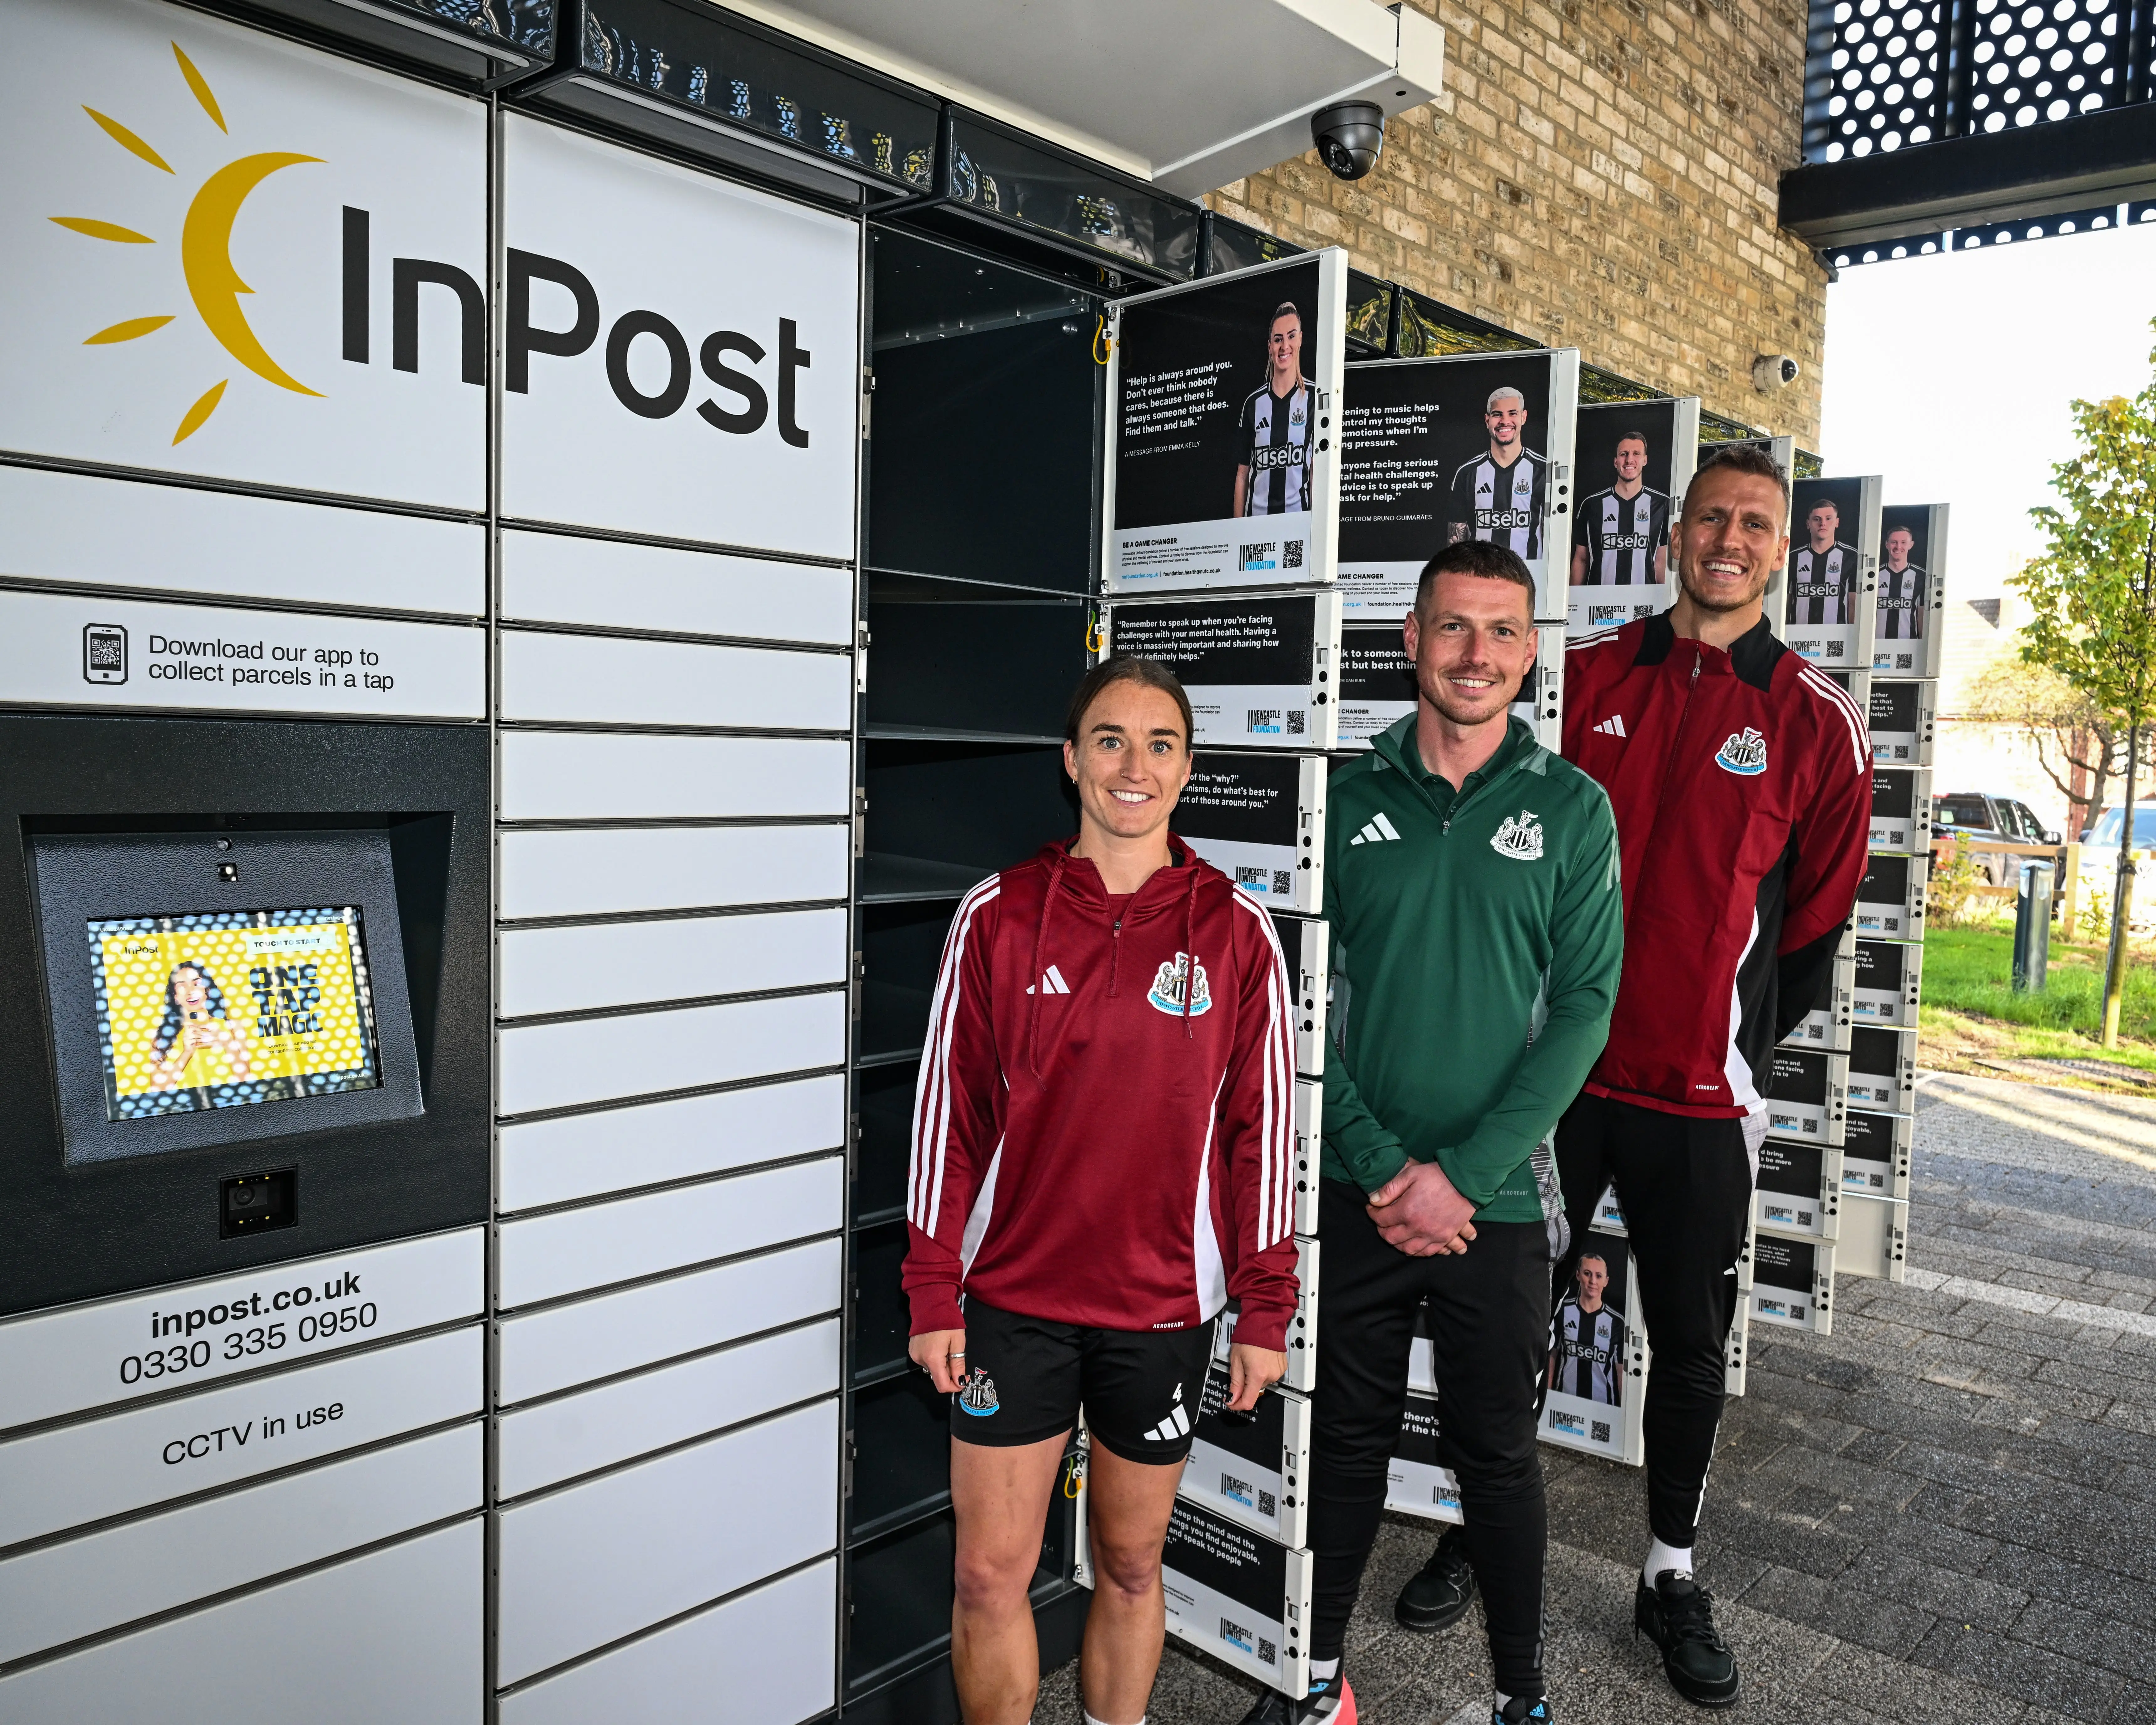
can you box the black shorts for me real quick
[951,1298,1215,1465]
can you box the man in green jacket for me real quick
[1241,541,1621,1725]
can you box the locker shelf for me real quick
[857,980,931,1067]
[858,853,998,904]
[848,1374,951,1542]
[853,1058,919,1226]
[864,723,1064,747]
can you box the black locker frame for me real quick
[843,222,1107,1722]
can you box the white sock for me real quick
[1310,1658,1341,1683]
[1082,1714,1142,1725]
[1643,1537,1694,1584]
[1495,1694,1511,1716]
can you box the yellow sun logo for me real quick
[50,41,323,446]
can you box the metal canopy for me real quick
[712,0,1444,192]
[1782,101,2156,249]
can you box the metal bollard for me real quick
[2014,860,2055,992]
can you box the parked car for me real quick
[1931,792,2061,885]
[2076,805,2156,934]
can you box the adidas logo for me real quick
[1592,714,1627,737]
[1024,965,1071,996]
[1350,811,1404,846]
[1142,1381,1192,1443]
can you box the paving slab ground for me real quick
[1039,1072,2156,1724]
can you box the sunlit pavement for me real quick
[1042,1071,2156,1723]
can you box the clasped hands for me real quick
[1366,1157,1478,1256]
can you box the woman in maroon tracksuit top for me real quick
[903,656,1301,1725]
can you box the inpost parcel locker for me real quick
[0,0,501,1712]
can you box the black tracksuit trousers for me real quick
[1555,1091,1756,1550]
[1308,1178,1551,1695]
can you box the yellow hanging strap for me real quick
[1064,1454,1086,1497]
[1086,609,1105,656]
[1093,313,1112,366]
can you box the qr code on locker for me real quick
[1284,540,1303,568]
[1892,652,1914,670]
[1591,1420,1611,1444]
[1271,870,1293,897]
[1259,1637,1278,1665]
[1826,641,1845,659]
[1259,1489,1277,1516]
[1237,866,1268,889]
[1287,711,1306,735]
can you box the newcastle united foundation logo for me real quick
[1147,952,1212,1017]
[1715,726,1769,776]
[1490,810,1544,862]
[956,1369,1000,1417]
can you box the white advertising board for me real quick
[0,0,486,508]
[499,116,859,560]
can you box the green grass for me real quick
[1920,923,2156,1051]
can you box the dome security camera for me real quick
[1311,102,1385,180]
[1751,354,1801,393]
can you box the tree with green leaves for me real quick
[2013,323,2156,1046]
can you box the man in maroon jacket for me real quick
[1559,446,1867,1704]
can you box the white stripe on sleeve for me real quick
[910,877,1002,1235]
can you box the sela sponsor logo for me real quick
[1023,964,1070,997]
[1147,952,1212,1018]
[955,1368,999,1417]
[1715,726,1768,776]
[1251,443,1303,470]
[1590,714,1627,738]
[1350,811,1403,846]
[1490,808,1544,862]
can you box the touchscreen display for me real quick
[87,907,382,1121]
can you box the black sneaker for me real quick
[1234,1670,1356,1725]
[1634,1570,1740,1708]
[1395,1524,1478,1631]
[1495,1698,1554,1724]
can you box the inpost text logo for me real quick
[49,40,814,451]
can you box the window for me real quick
[1934,795,1994,830]
[2087,807,2156,847]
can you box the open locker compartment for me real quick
[1847,1025,1920,1116]
[1078,1482,1313,1699]
[1856,850,1928,944]
[1176,752,1327,915]
[1782,937,1856,1051]
[1784,474,1881,673]
[1180,1365,1313,1547]
[1565,395,1701,638]
[1869,679,1937,767]
[1334,622,1563,751]
[1100,590,1342,751]
[1875,504,1948,678]
[1338,348,1583,624]
[1855,936,1925,1027]
[1840,1106,1914,1201]
[1217,1237,1321,1393]
[1388,1392,1465,1523]
[1749,1233,1835,1333]
[1270,911,1329,1077]
[1870,766,1934,855]
[1763,1046,1848,1147]
[1542,1228,1648,1465]
[1837,1191,1910,1282]
[1102,250,1348,598]
[1756,1135,1844,1240]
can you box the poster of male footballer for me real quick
[1104,251,1346,594]
[1874,503,1947,677]
[1336,349,1580,622]
[1783,475,1882,670]
[1567,397,1700,638]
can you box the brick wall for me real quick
[1206,0,1828,447]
